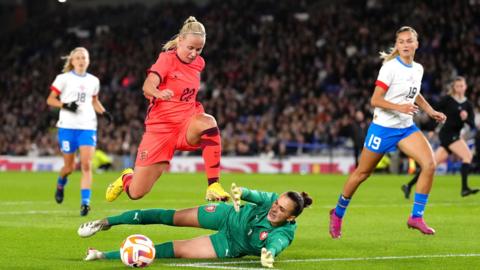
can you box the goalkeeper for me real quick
[79,183,312,268]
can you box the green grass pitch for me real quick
[0,171,479,269]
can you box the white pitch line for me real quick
[0,201,52,205]
[165,263,264,270]
[0,208,137,215]
[166,253,480,269]
[0,198,198,206]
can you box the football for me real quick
[120,234,156,267]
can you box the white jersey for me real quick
[50,71,100,130]
[373,56,424,128]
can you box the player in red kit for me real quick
[106,16,230,202]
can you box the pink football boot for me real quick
[329,209,343,238]
[407,216,435,235]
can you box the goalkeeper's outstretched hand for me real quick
[231,182,242,212]
[260,248,274,268]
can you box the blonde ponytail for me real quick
[379,26,418,63]
[61,47,89,73]
[162,36,180,52]
[379,47,400,63]
[162,16,206,51]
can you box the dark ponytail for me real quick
[286,191,313,217]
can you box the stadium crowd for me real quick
[1,0,480,160]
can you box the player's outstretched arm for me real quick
[235,186,277,207]
[262,230,292,267]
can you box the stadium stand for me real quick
[1,0,479,162]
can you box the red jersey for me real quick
[145,50,205,132]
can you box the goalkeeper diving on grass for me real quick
[78,183,312,268]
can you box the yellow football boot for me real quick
[205,182,231,201]
[105,168,133,202]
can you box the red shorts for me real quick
[135,117,201,167]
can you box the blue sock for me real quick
[411,193,428,218]
[81,189,91,206]
[334,194,351,218]
[57,176,68,189]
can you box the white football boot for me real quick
[84,248,105,261]
[78,219,110,238]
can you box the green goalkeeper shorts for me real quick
[197,203,239,258]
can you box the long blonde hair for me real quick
[162,16,206,51]
[447,76,466,96]
[61,47,89,73]
[379,26,418,63]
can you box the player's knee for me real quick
[172,243,188,258]
[64,164,75,174]
[80,162,92,173]
[353,170,371,182]
[463,154,473,163]
[420,160,436,174]
[358,171,371,182]
[198,114,217,129]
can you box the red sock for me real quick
[200,127,221,184]
[122,173,133,193]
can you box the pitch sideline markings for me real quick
[0,198,197,206]
[0,208,143,215]
[166,253,480,269]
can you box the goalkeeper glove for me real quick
[62,102,78,112]
[260,248,274,268]
[231,182,242,212]
[102,111,113,125]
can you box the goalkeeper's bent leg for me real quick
[107,209,175,226]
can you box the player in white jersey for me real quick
[329,26,447,238]
[46,47,112,216]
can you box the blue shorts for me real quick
[364,123,419,153]
[58,128,97,154]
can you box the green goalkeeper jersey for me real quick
[225,188,296,257]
